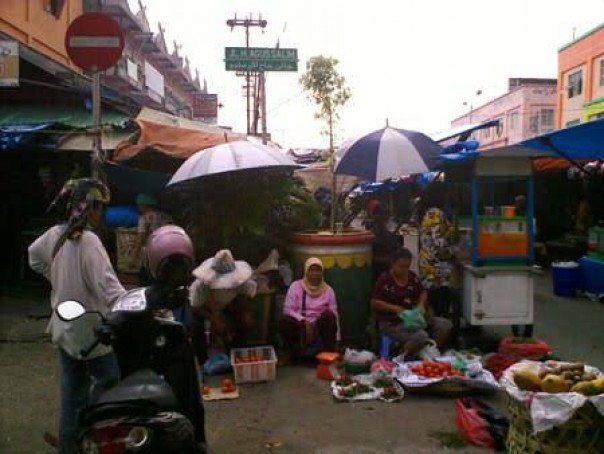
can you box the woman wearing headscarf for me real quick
[418,184,456,318]
[28,178,126,454]
[278,257,340,364]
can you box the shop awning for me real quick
[517,119,604,173]
[111,110,246,172]
[430,120,501,143]
[0,104,130,128]
[520,118,604,161]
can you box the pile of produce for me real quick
[513,362,604,395]
[484,353,518,380]
[331,372,404,402]
[408,361,464,378]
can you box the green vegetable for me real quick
[430,431,469,449]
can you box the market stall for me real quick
[444,147,548,329]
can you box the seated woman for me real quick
[278,257,340,363]
[371,247,452,357]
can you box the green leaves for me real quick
[299,55,351,127]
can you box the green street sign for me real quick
[224,47,298,72]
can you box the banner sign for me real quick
[192,93,218,119]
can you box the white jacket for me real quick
[28,225,125,359]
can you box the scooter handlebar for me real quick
[80,338,101,358]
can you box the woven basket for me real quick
[505,394,604,454]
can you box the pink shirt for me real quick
[283,280,340,340]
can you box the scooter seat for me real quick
[82,369,180,423]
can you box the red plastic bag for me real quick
[454,398,496,449]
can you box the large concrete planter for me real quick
[290,230,374,347]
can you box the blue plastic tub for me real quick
[552,262,580,297]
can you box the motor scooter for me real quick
[56,285,205,454]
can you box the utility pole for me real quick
[226,14,267,135]
[260,71,267,144]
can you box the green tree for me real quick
[300,55,351,231]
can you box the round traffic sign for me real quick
[65,12,124,71]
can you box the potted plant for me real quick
[295,55,373,347]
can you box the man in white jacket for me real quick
[29,178,125,454]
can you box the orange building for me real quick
[558,23,604,128]
[0,1,82,71]
[0,0,217,123]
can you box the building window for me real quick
[46,0,65,18]
[600,60,604,87]
[509,111,519,130]
[540,109,554,132]
[567,70,583,98]
[529,114,539,133]
[566,119,581,127]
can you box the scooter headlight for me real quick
[81,435,100,454]
[125,426,150,449]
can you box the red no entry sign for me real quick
[65,12,124,71]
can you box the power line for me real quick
[267,90,304,114]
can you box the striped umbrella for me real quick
[166,140,299,191]
[334,126,442,182]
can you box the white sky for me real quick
[129,0,604,149]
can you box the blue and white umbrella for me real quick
[334,126,442,182]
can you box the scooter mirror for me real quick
[57,300,86,321]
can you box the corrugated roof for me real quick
[0,104,130,127]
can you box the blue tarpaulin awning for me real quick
[520,118,604,161]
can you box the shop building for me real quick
[451,78,557,150]
[557,23,604,128]
[0,0,218,285]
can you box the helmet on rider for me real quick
[146,225,194,287]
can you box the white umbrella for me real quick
[166,140,299,190]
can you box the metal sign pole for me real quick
[261,71,267,144]
[91,70,102,179]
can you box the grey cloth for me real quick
[28,225,125,359]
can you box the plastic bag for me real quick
[455,398,508,451]
[398,308,427,331]
[203,352,231,375]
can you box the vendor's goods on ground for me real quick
[394,354,500,396]
[484,352,519,380]
[512,361,603,394]
[498,336,551,361]
[230,345,277,384]
[501,360,604,454]
[330,371,404,403]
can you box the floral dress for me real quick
[419,207,455,289]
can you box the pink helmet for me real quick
[146,225,194,278]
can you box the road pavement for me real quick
[1,270,603,453]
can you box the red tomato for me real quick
[202,385,211,395]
